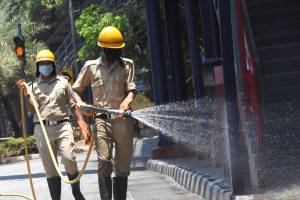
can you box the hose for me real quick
[20,89,37,199]
[0,90,36,200]
[0,193,33,200]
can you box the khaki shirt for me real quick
[73,57,136,109]
[29,75,75,123]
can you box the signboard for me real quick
[135,79,150,92]
[59,70,74,85]
[131,92,155,111]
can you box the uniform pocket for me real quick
[34,91,48,106]
[55,88,66,102]
[91,78,105,97]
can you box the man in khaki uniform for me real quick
[72,26,136,200]
[17,49,90,200]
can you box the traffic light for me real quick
[13,35,26,60]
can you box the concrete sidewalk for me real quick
[146,157,232,200]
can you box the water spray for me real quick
[80,105,132,117]
[80,99,224,156]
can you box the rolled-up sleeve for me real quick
[72,63,92,94]
[126,60,136,92]
[66,83,76,108]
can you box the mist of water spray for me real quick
[130,97,225,154]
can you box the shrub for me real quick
[0,136,38,158]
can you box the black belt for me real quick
[94,113,113,120]
[34,119,69,126]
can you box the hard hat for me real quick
[35,49,56,77]
[97,26,125,48]
[35,49,56,64]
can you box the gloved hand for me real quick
[17,79,29,96]
[76,101,93,117]
[120,98,132,110]
[115,98,133,119]
[77,118,91,145]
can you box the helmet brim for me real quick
[97,41,125,48]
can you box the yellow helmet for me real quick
[97,26,125,48]
[35,49,56,64]
[35,49,56,77]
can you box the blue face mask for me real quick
[39,64,53,76]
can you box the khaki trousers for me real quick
[34,122,78,178]
[93,118,134,177]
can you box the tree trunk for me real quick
[1,96,21,138]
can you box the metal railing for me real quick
[53,0,129,73]
[55,33,83,72]
[240,0,262,98]
[54,0,107,72]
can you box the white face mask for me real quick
[39,64,53,76]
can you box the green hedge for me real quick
[0,136,38,158]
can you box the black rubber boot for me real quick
[47,177,61,200]
[98,177,112,200]
[113,177,128,200]
[67,172,86,200]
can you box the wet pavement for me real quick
[2,127,297,199]
[0,130,205,200]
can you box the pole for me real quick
[185,0,205,98]
[145,0,169,146]
[17,24,26,79]
[0,104,4,137]
[219,0,245,194]
[68,0,79,79]
[164,0,187,102]
[16,24,29,137]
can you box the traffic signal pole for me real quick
[14,24,29,137]
[14,24,26,79]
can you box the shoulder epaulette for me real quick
[120,57,134,66]
[84,59,99,68]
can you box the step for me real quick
[261,71,300,90]
[260,165,300,188]
[265,149,300,166]
[246,0,300,15]
[257,43,300,61]
[262,85,300,103]
[249,6,300,17]
[255,32,300,48]
[262,116,300,137]
[263,118,300,135]
[261,100,300,119]
[263,133,300,150]
[260,57,300,75]
[252,20,300,38]
[248,8,300,26]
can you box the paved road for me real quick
[0,136,203,200]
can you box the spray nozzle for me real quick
[80,105,132,117]
[105,109,132,117]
